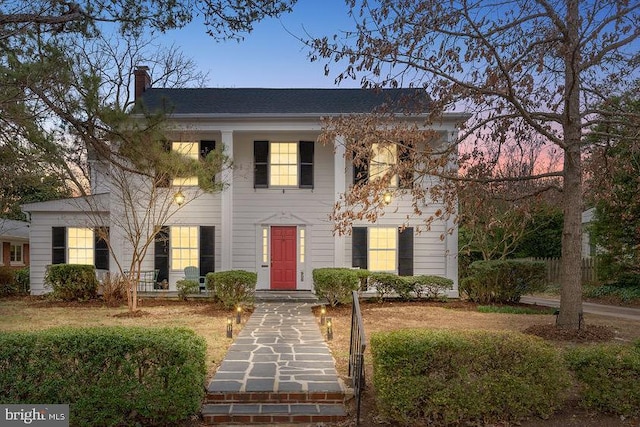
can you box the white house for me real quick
[22,68,467,296]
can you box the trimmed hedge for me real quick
[460,259,546,303]
[312,268,361,306]
[371,329,570,425]
[206,270,256,308]
[176,279,200,300]
[44,264,98,301]
[565,344,640,417]
[368,272,453,302]
[0,326,206,426]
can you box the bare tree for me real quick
[308,0,640,329]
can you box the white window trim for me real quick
[9,242,24,266]
[269,141,298,187]
[368,227,398,273]
[170,226,199,271]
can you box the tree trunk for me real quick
[557,0,583,329]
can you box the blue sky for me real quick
[159,0,359,88]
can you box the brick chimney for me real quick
[133,66,151,99]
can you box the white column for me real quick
[334,136,346,267]
[221,130,234,270]
[445,129,459,296]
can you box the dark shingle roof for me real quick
[137,88,430,116]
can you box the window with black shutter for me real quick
[398,227,414,276]
[351,227,368,269]
[200,140,216,159]
[154,227,170,283]
[254,140,269,188]
[299,141,314,189]
[52,227,66,264]
[199,226,215,277]
[399,142,414,189]
[353,144,369,186]
[94,227,110,270]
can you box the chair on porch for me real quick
[184,266,206,293]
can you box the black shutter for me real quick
[156,139,171,187]
[398,227,414,276]
[154,226,170,283]
[94,227,110,270]
[200,140,217,184]
[200,140,216,159]
[52,227,66,264]
[299,141,314,189]
[254,140,269,188]
[352,227,368,269]
[353,143,369,185]
[199,226,215,277]
[399,142,414,189]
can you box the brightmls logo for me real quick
[1,405,68,426]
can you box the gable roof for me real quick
[0,219,29,241]
[136,88,431,116]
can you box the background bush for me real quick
[565,344,640,417]
[368,273,453,301]
[206,270,256,308]
[0,326,206,426]
[0,266,18,297]
[44,264,98,301]
[459,260,546,303]
[177,279,200,300]
[312,268,360,306]
[371,329,570,425]
[14,266,30,294]
[408,275,453,299]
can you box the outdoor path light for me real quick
[226,317,233,338]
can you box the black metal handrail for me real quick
[348,290,367,426]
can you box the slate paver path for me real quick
[203,302,347,425]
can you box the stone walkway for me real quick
[202,302,347,425]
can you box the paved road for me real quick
[521,296,640,321]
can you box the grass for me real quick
[477,305,557,314]
[0,296,246,378]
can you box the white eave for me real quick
[21,193,110,214]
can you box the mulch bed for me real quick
[524,323,616,342]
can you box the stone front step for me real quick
[206,390,346,404]
[254,290,321,303]
[201,402,347,425]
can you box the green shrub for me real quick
[312,268,360,306]
[565,344,640,417]
[371,329,569,425]
[177,279,200,300]
[460,259,547,303]
[409,275,453,299]
[0,326,206,426]
[0,266,18,297]
[369,272,406,301]
[44,264,98,301]
[583,284,640,302]
[14,266,30,294]
[206,270,256,308]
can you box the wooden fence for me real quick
[525,257,598,285]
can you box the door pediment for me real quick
[257,211,310,226]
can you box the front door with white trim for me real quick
[270,226,297,290]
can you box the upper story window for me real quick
[354,142,412,189]
[170,140,216,187]
[254,140,314,189]
[370,143,398,187]
[270,142,298,186]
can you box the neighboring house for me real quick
[23,67,467,296]
[0,219,30,269]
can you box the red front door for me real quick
[270,226,297,290]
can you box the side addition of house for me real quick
[23,68,466,296]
